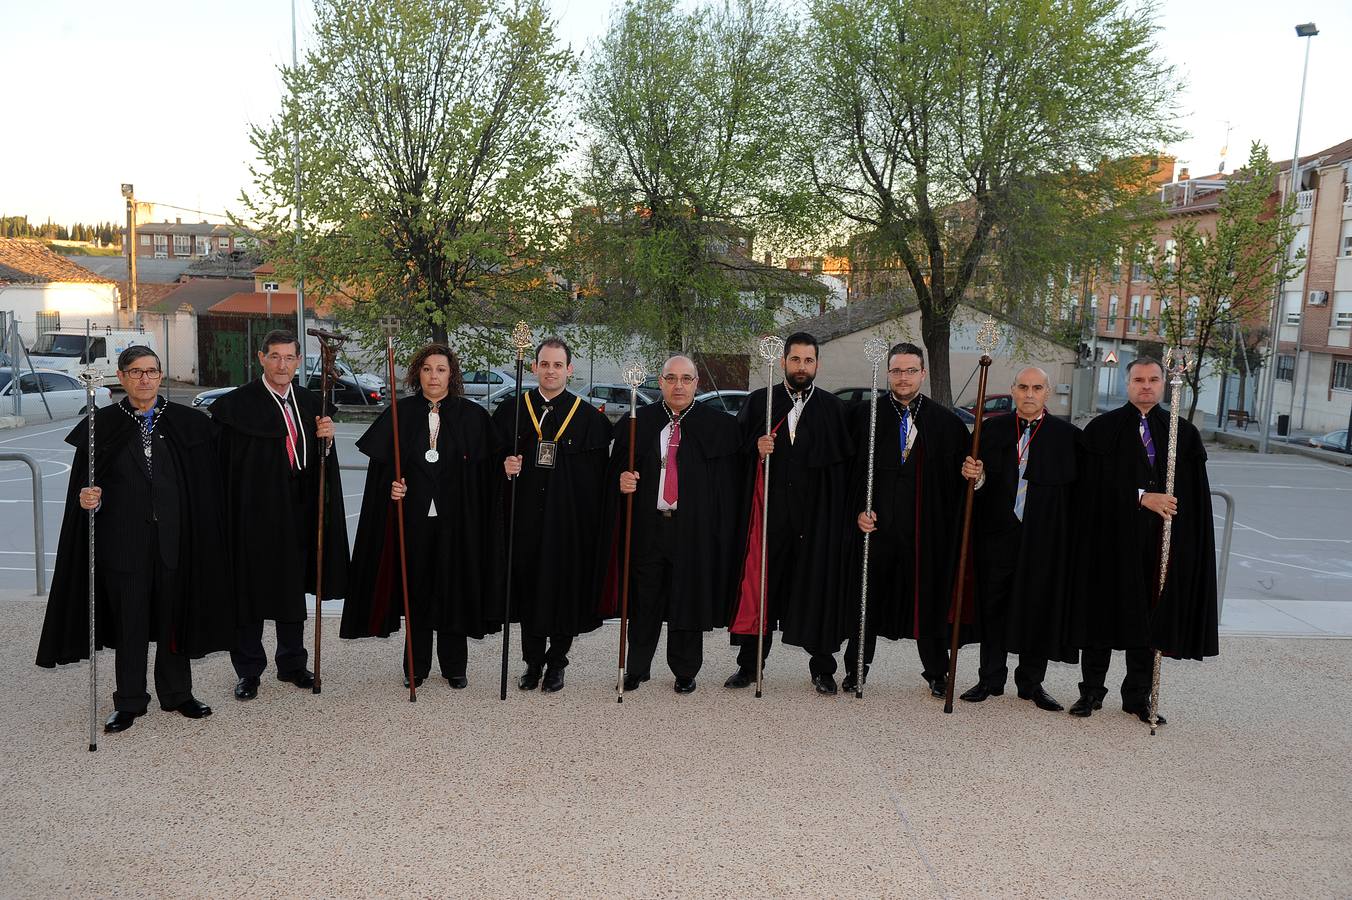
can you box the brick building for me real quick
[125,219,253,260]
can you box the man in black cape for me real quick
[37,346,231,732]
[606,355,741,694]
[957,366,1078,712]
[1069,356,1219,722]
[495,337,611,693]
[846,342,969,697]
[340,344,501,686]
[210,330,348,701]
[726,332,854,695]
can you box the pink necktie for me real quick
[282,401,299,469]
[662,421,681,505]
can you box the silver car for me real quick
[0,367,113,420]
[582,383,656,423]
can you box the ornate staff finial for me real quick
[511,321,533,361]
[975,317,1000,358]
[622,361,648,388]
[757,334,781,363]
[862,337,889,366]
[77,366,101,390]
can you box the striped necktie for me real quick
[1140,414,1156,469]
[1013,419,1032,521]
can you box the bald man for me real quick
[958,366,1080,711]
[610,355,741,693]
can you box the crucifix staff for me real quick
[854,337,890,699]
[944,318,1001,714]
[306,326,348,696]
[1148,349,1191,735]
[500,321,534,701]
[616,361,648,703]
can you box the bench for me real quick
[1226,409,1252,430]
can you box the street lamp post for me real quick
[1258,22,1318,454]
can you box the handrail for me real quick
[0,451,46,595]
[1211,488,1235,618]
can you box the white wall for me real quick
[0,282,122,344]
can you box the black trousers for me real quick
[1080,647,1154,707]
[735,633,838,677]
[844,631,949,684]
[522,633,573,670]
[232,619,307,679]
[974,534,1048,692]
[107,559,192,714]
[627,512,703,680]
[733,518,838,677]
[406,628,468,680]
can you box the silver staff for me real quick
[854,337,890,699]
[754,334,780,698]
[616,360,648,703]
[78,367,99,752]
[1149,349,1190,735]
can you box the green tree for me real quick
[1144,142,1304,420]
[243,0,574,363]
[784,0,1179,404]
[575,0,814,357]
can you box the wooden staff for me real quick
[616,361,648,703]
[854,338,890,699]
[501,321,534,701]
[307,327,347,695]
[944,318,1001,714]
[384,335,417,702]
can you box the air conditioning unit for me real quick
[1308,290,1329,306]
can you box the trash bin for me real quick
[1277,414,1290,437]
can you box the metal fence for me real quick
[0,452,46,595]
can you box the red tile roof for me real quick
[0,238,116,285]
[111,280,180,310]
[1277,136,1352,172]
[207,291,340,317]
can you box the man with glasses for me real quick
[37,347,233,733]
[726,332,854,695]
[847,342,969,698]
[610,355,741,693]
[210,330,349,701]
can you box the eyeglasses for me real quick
[888,367,923,377]
[265,354,300,364]
[661,374,697,386]
[122,368,162,380]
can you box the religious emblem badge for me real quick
[535,440,557,469]
[424,449,439,463]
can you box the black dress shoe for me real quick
[723,669,754,689]
[1068,693,1103,717]
[172,697,213,719]
[403,675,426,688]
[517,666,542,691]
[234,676,260,700]
[1123,703,1166,725]
[812,673,838,695]
[927,677,946,698]
[447,675,468,689]
[622,674,648,691]
[959,683,1003,703]
[277,669,315,689]
[104,710,141,733]
[1018,686,1064,712]
[674,676,697,694]
[842,667,869,693]
[541,667,565,693]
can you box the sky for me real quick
[1,0,1348,230]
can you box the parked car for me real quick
[0,367,113,419]
[695,389,750,416]
[461,368,518,399]
[304,357,385,395]
[1309,430,1350,453]
[833,386,887,407]
[959,393,1013,420]
[953,405,976,428]
[304,373,383,406]
[191,386,235,411]
[583,382,654,422]
[479,383,608,418]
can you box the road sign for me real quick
[1104,350,1119,366]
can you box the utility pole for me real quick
[121,184,138,325]
[292,0,306,362]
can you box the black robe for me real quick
[846,394,971,643]
[491,388,611,637]
[340,394,503,640]
[36,401,234,666]
[600,402,742,631]
[971,412,1079,664]
[1071,402,1219,659]
[210,378,350,624]
[729,384,854,651]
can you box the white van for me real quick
[29,329,159,387]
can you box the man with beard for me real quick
[846,342,969,697]
[496,338,611,693]
[37,346,232,732]
[611,355,741,693]
[211,330,349,701]
[1069,356,1218,723]
[957,366,1078,712]
[726,333,853,694]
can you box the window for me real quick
[195,236,211,255]
[1334,292,1352,329]
[173,235,191,255]
[1284,291,1302,326]
[40,373,78,393]
[139,234,150,246]
[154,234,168,251]
[1333,360,1352,392]
[1129,296,1140,330]
[1276,354,1295,382]
[1108,295,1118,327]
[1341,221,1352,256]
[18,374,42,394]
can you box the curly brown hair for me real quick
[404,343,464,397]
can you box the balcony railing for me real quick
[1296,190,1315,210]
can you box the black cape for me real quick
[1071,403,1219,659]
[36,401,234,666]
[846,394,971,643]
[340,394,503,640]
[729,384,854,650]
[491,388,611,636]
[210,378,350,623]
[971,412,1079,663]
[600,401,742,631]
